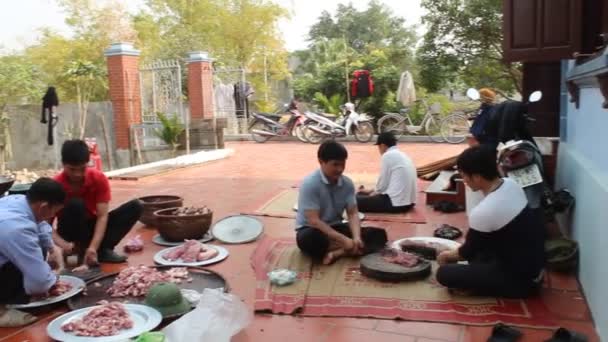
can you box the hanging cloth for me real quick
[41,87,59,146]
[396,71,416,106]
[350,70,374,99]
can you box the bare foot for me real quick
[322,249,345,265]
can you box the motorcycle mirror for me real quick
[466,88,480,101]
[528,91,542,103]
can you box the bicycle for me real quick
[440,108,478,144]
[377,100,445,143]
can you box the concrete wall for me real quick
[6,102,116,171]
[556,63,608,340]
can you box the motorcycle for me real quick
[466,89,549,209]
[303,103,374,144]
[248,105,308,143]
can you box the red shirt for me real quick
[54,168,112,217]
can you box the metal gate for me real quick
[134,60,189,153]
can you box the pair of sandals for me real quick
[488,323,587,342]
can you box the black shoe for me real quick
[98,249,127,263]
[487,323,523,342]
[544,328,588,342]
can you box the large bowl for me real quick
[153,207,213,242]
[138,195,184,227]
[0,176,15,196]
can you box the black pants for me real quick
[436,260,541,298]
[57,199,143,252]
[356,193,413,213]
[296,223,387,261]
[0,262,30,304]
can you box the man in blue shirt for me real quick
[296,141,387,264]
[0,178,65,327]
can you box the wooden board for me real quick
[360,252,432,282]
[67,266,228,311]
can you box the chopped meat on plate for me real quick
[107,266,189,297]
[61,301,133,337]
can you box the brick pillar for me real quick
[187,51,214,120]
[104,42,141,167]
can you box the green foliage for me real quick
[154,112,184,153]
[418,0,522,95]
[313,93,344,114]
[0,55,44,111]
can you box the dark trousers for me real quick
[57,199,143,252]
[356,193,413,214]
[436,259,541,298]
[296,223,387,261]
[0,262,30,304]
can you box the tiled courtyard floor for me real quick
[0,142,598,342]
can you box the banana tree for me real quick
[154,112,185,156]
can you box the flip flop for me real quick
[487,323,523,342]
[544,328,588,342]
[0,309,38,327]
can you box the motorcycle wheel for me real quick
[354,122,374,143]
[440,114,469,144]
[294,124,309,143]
[250,121,271,143]
[304,123,325,144]
[425,115,445,143]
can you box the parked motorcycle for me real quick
[248,106,308,143]
[303,103,374,144]
[467,89,549,209]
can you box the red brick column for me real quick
[187,51,214,120]
[104,43,141,150]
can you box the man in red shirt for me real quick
[53,140,143,265]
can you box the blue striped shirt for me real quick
[0,195,56,295]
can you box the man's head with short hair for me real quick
[317,140,348,183]
[61,140,90,184]
[456,145,500,191]
[375,132,397,154]
[26,177,66,222]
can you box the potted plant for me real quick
[154,112,185,157]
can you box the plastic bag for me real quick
[268,269,297,286]
[162,289,252,342]
[123,235,144,253]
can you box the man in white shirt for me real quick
[357,132,417,213]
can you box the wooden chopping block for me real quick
[360,252,432,282]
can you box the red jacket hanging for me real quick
[351,70,374,98]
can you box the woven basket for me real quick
[153,207,213,242]
[138,195,184,227]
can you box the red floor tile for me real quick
[375,321,462,341]
[325,326,416,342]
[547,271,580,292]
[541,290,592,321]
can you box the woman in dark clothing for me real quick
[468,88,496,147]
[436,145,545,298]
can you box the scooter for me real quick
[248,105,308,143]
[303,103,374,144]
[466,89,549,209]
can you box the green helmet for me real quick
[144,282,190,318]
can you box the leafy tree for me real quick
[293,1,417,116]
[0,55,44,172]
[418,0,522,95]
[313,93,344,114]
[154,112,184,156]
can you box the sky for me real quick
[0,0,424,53]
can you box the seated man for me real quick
[436,145,545,298]
[295,140,387,265]
[53,139,143,266]
[357,132,417,213]
[0,178,65,327]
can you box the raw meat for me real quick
[172,206,211,216]
[61,301,133,337]
[48,280,73,297]
[107,266,189,297]
[163,240,218,262]
[381,249,420,268]
[399,240,450,260]
[123,235,144,253]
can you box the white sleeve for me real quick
[468,202,500,233]
[375,157,390,192]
